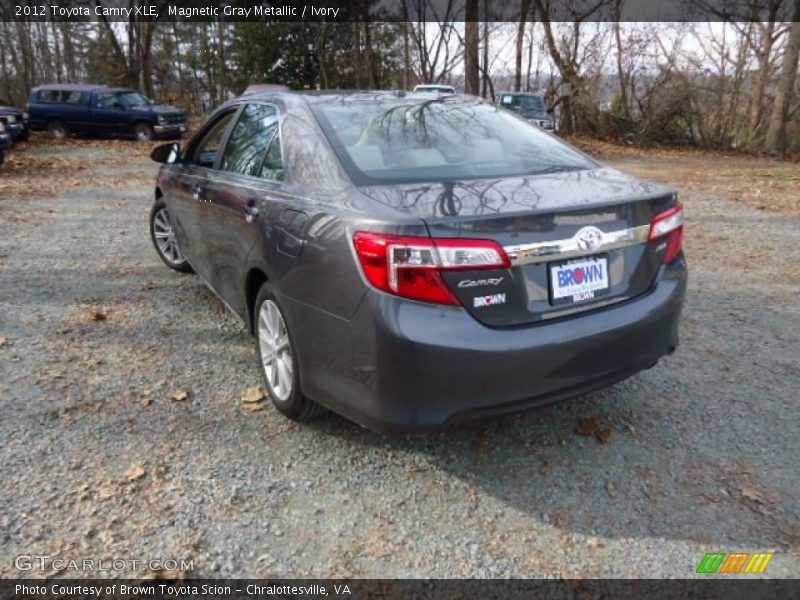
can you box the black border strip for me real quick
[1,0,799,22]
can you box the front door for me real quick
[165,108,239,282]
[91,91,128,133]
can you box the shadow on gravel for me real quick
[302,280,800,550]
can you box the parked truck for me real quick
[28,84,187,141]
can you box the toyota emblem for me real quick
[575,226,604,251]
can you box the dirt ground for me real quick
[0,134,798,579]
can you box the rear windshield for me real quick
[501,94,546,112]
[313,97,593,185]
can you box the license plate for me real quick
[550,255,609,304]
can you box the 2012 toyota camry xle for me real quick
[148,91,686,431]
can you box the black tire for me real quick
[0,149,4,168]
[134,122,154,142]
[19,129,30,142]
[149,199,193,273]
[47,120,67,140]
[254,284,326,421]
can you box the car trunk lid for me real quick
[360,167,678,326]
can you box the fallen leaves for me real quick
[123,463,146,482]
[242,386,266,403]
[0,336,11,347]
[90,309,107,322]
[576,417,614,443]
[576,417,601,436]
[241,386,267,412]
[170,389,190,402]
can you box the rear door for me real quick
[197,102,284,312]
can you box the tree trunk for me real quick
[613,1,629,118]
[748,20,775,137]
[402,17,410,89]
[514,0,530,91]
[464,0,479,94]
[765,1,800,154]
[481,3,489,97]
[217,20,227,100]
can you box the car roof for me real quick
[500,91,544,97]
[234,89,474,104]
[32,84,136,93]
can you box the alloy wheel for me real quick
[258,300,294,402]
[152,207,185,265]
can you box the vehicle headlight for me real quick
[0,122,5,133]
[157,115,167,124]
[22,112,29,120]
[7,115,16,123]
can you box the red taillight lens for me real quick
[353,232,510,305]
[649,204,683,264]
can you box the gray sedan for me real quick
[149,91,686,431]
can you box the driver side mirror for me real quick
[150,143,181,164]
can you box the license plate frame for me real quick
[549,254,610,306]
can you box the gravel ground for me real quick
[0,141,798,579]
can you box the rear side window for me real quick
[36,89,85,104]
[221,104,280,178]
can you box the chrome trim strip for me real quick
[504,224,651,266]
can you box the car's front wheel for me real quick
[149,199,192,272]
[255,285,326,421]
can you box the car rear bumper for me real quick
[285,256,687,432]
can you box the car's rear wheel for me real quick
[134,122,154,142]
[149,199,192,272]
[0,149,4,168]
[47,120,67,140]
[19,129,30,142]
[255,286,326,421]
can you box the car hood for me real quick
[358,167,674,219]
[517,109,551,120]
[130,104,185,116]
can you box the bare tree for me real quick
[465,0,479,93]
[765,0,800,153]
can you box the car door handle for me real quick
[243,203,260,223]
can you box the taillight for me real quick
[353,232,510,305]
[649,204,683,264]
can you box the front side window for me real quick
[190,111,236,168]
[118,91,151,108]
[221,104,280,179]
[95,92,122,109]
[314,97,593,184]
